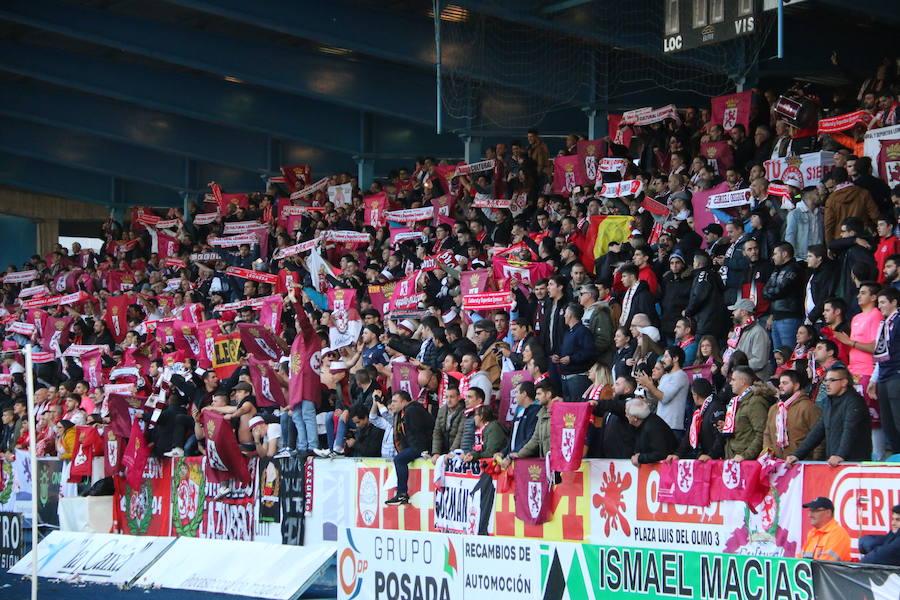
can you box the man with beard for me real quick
[763,370,822,459]
[741,238,773,320]
[804,245,837,325]
[635,346,689,439]
[716,218,751,305]
[763,242,805,352]
[725,298,771,379]
[500,318,533,371]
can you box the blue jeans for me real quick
[561,374,591,402]
[393,448,420,495]
[771,318,801,354]
[279,411,296,451]
[325,410,348,451]
[291,400,319,451]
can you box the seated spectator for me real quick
[586,374,637,459]
[625,397,678,466]
[859,503,900,566]
[763,370,822,459]
[346,404,384,458]
[248,415,281,458]
[670,378,725,461]
[787,366,872,465]
[799,496,852,561]
[385,390,433,506]
[462,406,507,461]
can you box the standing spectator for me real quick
[684,251,727,338]
[659,251,692,343]
[618,265,658,329]
[874,217,900,283]
[883,254,900,292]
[803,245,837,325]
[497,381,540,457]
[577,285,614,366]
[725,299,772,379]
[526,129,550,179]
[385,390,434,506]
[674,317,699,366]
[851,156,892,215]
[717,219,751,305]
[798,497,852,561]
[720,366,771,461]
[785,188,824,259]
[635,346,689,439]
[764,242,804,352]
[554,303,595,402]
[625,398,678,465]
[670,378,726,460]
[763,370,822,459]
[823,167,879,243]
[869,287,900,456]
[787,366,872,465]
[508,381,554,460]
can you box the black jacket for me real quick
[540,296,569,355]
[396,401,434,454]
[674,396,727,459]
[794,388,872,461]
[806,260,837,324]
[659,270,693,339]
[588,396,636,459]
[828,237,878,305]
[634,413,679,464]
[763,260,804,320]
[619,280,658,330]
[684,267,727,337]
[349,423,384,457]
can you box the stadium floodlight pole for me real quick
[777,0,784,59]
[24,344,38,600]
[433,0,443,134]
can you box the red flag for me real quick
[69,425,103,482]
[551,155,580,196]
[104,294,132,343]
[700,141,734,174]
[258,295,284,335]
[52,269,82,294]
[391,362,420,400]
[364,192,387,227]
[248,355,287,408]
[174,320,201,357]
[388,271,421,313]
[576,139,607,185]
[657,459,713,506]
[27,308,48,338]
[327,288,357,312]
[709,459,770,507]
[237,322,282,361]
[499,370,533,426]
[280,164,311,193]
[200,411,251,484]
[549,402,591,471]
[877,139,900,187]
[122,417,151,490]
[107,393,141,439]
[104,427,123,478]
[711,90,752,132]
[180,303,205,323]
[459,269,491,296]
[430,194,454,225]
[41,315,73,356]
[514,458,552,525]
[155,230,180,259]
[289,308,323,409]
[367,283,394,318]
[81,349,104,388]
[123,336,159,373]
[491,256,554,287]
[196,320,219,369]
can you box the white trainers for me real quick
[312,448,332,458]
[273,448,293,459]
[163,447,184,458]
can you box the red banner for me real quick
[70,426,102,482]
[459,268,491,296]
[699,140,734,174]
[391,361,421,401]
[491,256,554,287]
[657,459,713,506]
[462,291,513,311]
[576,139,606,184]
[711,91,752,132]
[818,110,872,134]
[249,355,287,408]
[200,410,251,485]
[225,266,278,285]
[552,155,580,196]
[104,294,132,343]
[363,192,387,228]
[388,271,421,313]
[327,287,357,311]
[21,291,88,309]
[237,322,282,361]
[122,418,151,491]
[709,458,770,507]
[549,402,591,471]
[258,295,284,336]
[280,164,311,193]
[114,457,172,536]
[499,370,533,426]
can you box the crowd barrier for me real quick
[2,452,899,562]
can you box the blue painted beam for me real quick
[158,0,586,105]
[0,81,270,173]
[0,117,195,191]
[0,0,457,127]
[0,152,114,207]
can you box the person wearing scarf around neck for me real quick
[669,378,726,462]
[868,287,900,459]
[718,366,773,462]
[462,406,508,462]
[724,298,772,379]
[762,369,823,460]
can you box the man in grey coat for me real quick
[727,298,772,379]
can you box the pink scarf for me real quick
[689,395,713,449]
[775,391,803,448]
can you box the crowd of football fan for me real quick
[1,60,900,565]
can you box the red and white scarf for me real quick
[723,316,754,362]
[775,391,803,448]
[586,384,605,400]
[438,372,451,407]
[464,402,483,417]
[619,282,639,327]
[678,335,696,350]
[722,388,752,435]
[459,372,473,399]
[689,395,713,449]
[790,343,810,363]
[534,372,549,384]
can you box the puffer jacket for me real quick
[517,404,551,458]
[684,267,728,338]
[794,388,872,461]
[659,269,693,339]
[763,260,804,320]
[724,384,773,459]
[824,184,879,243]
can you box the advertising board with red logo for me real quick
[114,457,172,537]
[588,459,804,556]
[801,463,900,560]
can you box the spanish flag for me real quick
[579,215,633,273]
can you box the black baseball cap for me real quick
[702,223,723,236]
[802,497,834,511]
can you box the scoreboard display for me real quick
[663,0,757,53]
